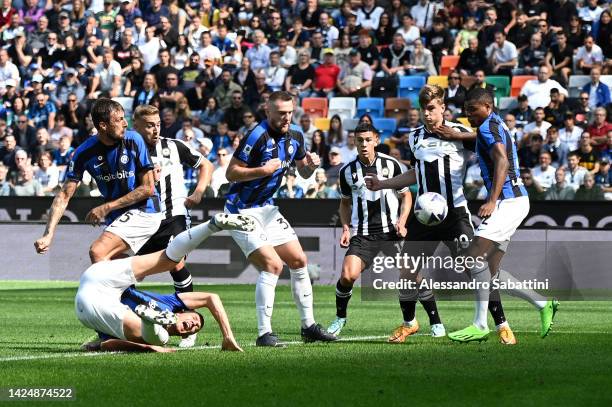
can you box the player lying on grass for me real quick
[327,122,412,339]
[445,88,558,343]
[77,213,255,353]
[366,85,558,344]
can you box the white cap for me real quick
[197,137,213,151]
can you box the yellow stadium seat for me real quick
[427,75,449,88]
[314,117,331,131]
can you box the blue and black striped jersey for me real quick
[65,130,160,224]
[476,112,528,200]
[225,121,306,212]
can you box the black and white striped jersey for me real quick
[149,137,203,219]
[339,152,408,236]
[408,120,473,209]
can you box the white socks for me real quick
[165,220,220,262]
[471,263,491,331]
[290,267,315,329]
[256,271,278,337]
[496,269,548,310]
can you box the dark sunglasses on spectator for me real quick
[18,120,27,123]
[579,97,589,100]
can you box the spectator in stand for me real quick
[520,168,545,200]
[518,133,544,169]
[374,13,394,46]
[486,30,518,76]
[245,30,271,72]
[337,49,371,97]
[88,48,122,98]
[339,131,357,163]
[160,107,182,139]
[12,165,43,196]
[559,112,584,152]
[34,151,59,196]
[326,115,346,148]
[575,173,605,201]
[0,163,12,195]
[237,111,258,139]
[453,16,477,55]
[325,145,344,186]
[213,69,242,110]
[520,66,568,110]
[199,96,224,134]
[579,0,604,27]
[523,107,551,141]
[574,132,601,175]
[396,13,420,53]
[175,119,204,146]
[285,50,315,100]
[507,11,531,52]
[223,90,250,135]
[532,150,556,190]
[513,33,546,76]
[586,107,612,149]
[426,17,452,69]
[311,48,340,98]
[55,68,85,106]
[565,151,588,191]
[545,30,573,87]
[504,114,523,145]
[11,114,36,152]
[544,88,569,127]
[593,157,611,196]
[545,167,576,200]
[407,38,436,76]
[310,129,329,169]
[410,0,437,33]
[543,126,570,168]
[265,51,288,92]
[306,168,339,198]
[582,66,611,108]
[380,34,409,79]
[576,35,604,75]
[456,37,487,76]
[0,133,17,168]
[468,69,495,99]
[477,7,504,48]
[28,93,56,130]
[445,72,467,117]
[356,30,379,73]
[277,169,304,199]
[210,147,230,197]
[277,36,298,70]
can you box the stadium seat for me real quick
[314,117,331,131]
[440,55,460,76]
[328,97,356,121]
[427,75,449,88]
[398,76,426,106]
[568,75,591,97]
[457,117,472,129]
[302,98,328,120]
[384,98,411,122]
[510,75,536,97]
[356,97,385,118]
[343,118,359,131]
[498,96,518,114]
[485,76,510,101]
[373,118,397,142]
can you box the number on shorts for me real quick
[276,217,289,230]
[118,212,132,223]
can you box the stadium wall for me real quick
[0,198,611,229]
[2,225,611,295]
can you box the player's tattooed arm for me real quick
[365,169,416,191]
[480,143,509,218]
[295,151,320,179]
[87,169,157,224]
[339,197,352,248]
[34,180,79,253]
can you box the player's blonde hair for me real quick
[418,84,445,108]
[133,105,160,122]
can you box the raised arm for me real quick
[34,180,79,254]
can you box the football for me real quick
[414,192,448,226]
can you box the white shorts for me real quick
[225,205,298,257]
[105,209,162,254]
[475,196,530,252]
[74,258,136,340]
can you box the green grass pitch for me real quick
[1,282,611,406]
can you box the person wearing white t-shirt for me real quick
[338,132,358,164]
[410,0,437,33]
[89,49,122,98]
[519,66,568,109]
[565,152,588,191]
[522,108,552,139]
[140,25,165,70]
[532,151,557,190]
[395,13,420,52]
[486,31,518,76]
[0,49,19,84]
[197,31,222,64]
[578,0,604,24]
[559,114,584,151]
[356,0,385,31]
[210,147,231,197]
[576,35,604,74]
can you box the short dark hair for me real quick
[568,151,580,159]
[354,122,379,136]
[268,90,293,104]
[91,98,124,128]
[467,87,494,106]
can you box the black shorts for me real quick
[136,215,188,255]
[404,206,474,257]
[346,232,402,268]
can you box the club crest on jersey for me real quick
[97,156,103,161]
[382,167,389,177]
[120,154,129,164]
[244,144,252,156]
[68,161,74,173]
[162,147,171,157]
[288,144,294,155]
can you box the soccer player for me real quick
[34,99,160,262]
[366,85,486,342]
[77,213,255,353]
[326,122,412,337]
[224,90,336,347]
[447,88,558,343]
[132,104,214,348]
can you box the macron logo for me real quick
[95,170,135,183]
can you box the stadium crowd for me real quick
[0,0,610,200]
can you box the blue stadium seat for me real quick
[398,76,426,106]
[373,118,397,142]
[356,97,385,118]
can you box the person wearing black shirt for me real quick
[457,38,487,76]
[477,8,505,47]
[265,11,286,46]
[550,0,578,33]
[444,73,467,116]
[113,31,139,68]
[510,95,533,129]
[495,0,517,31]
[426,18,452,69]
[514,32,546,75]
[508,11,533,52]
[544,88,570,127]
[546,31,573,86]
[150,49,180,88]
[357,30,380,72]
